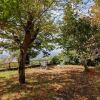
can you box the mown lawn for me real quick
[0,65,100,100]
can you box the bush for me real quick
[64,57,80,65]
[51,56,60,64]
[87,59,96,66]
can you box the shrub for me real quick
[64,56,80,65]
[50,56,60,64]
[87,59,96,66]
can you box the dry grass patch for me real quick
[0,65,100,100]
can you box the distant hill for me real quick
[0,51,10,59]
[0,49,62,60]
[0,54,9,59]
[36,49,62,59]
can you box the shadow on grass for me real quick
[54,72,99,100]
[0,69,100,100]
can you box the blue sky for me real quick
[78,0,94,15]
[51,0,94,22]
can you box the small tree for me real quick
[60,3,98,71]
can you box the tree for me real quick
[0,0,57,84]
[73,18,97,71]
[60,3,98,71]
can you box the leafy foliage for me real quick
[51,56,61,64]
[60,3,99,66]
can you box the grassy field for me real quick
[0,60,48,70]
[0,65,100,100]
[0,62,18,70]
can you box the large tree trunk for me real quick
[84,64,89,72]
[18,14,39,84]
[25,53,30,65]
[18,49,27,84]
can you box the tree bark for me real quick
[83,60,89,72]
[25,53,30,65]
[18,15,39,84]
[18,49,27,84]
[84,65,89,72]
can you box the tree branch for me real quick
[24,12,33,33]
[12,32,21,46]
[32,0,55,25]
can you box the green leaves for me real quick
[61,1,99,61]
[0,0,57,59]
[0,0,17,20]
